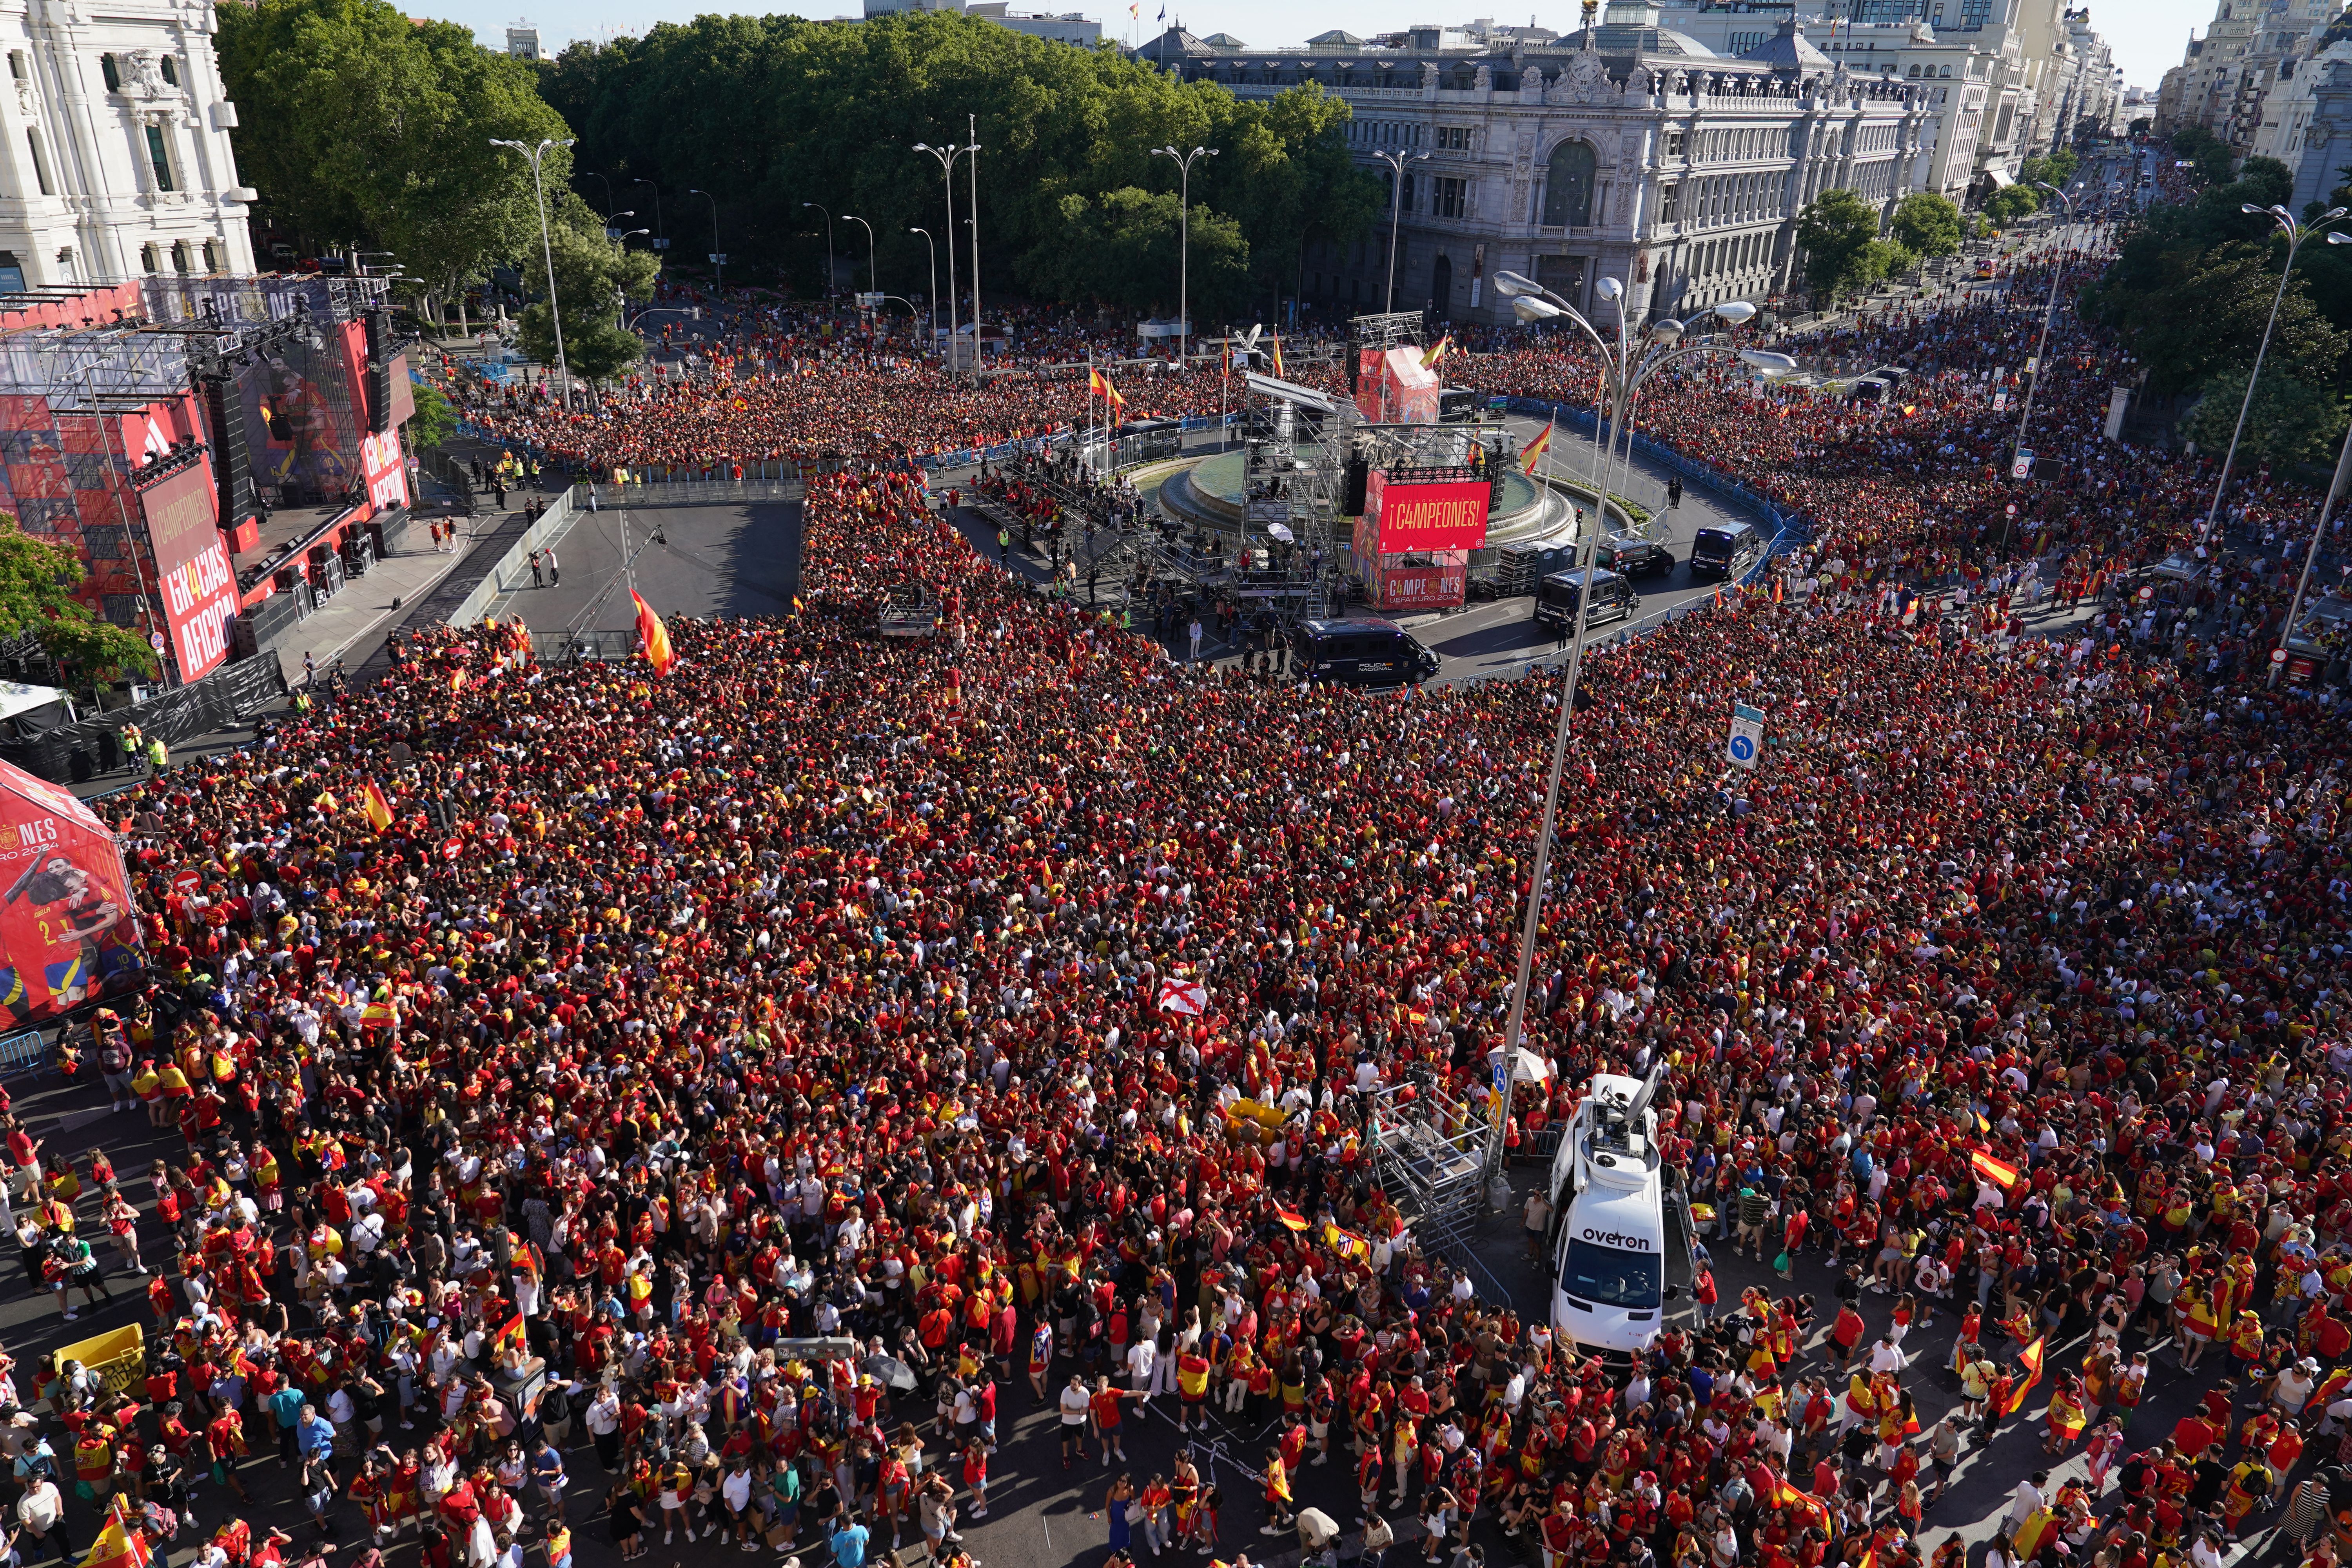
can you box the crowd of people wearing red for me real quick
[8,211,2351,1568]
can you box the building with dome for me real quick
[1136,0,1929,326]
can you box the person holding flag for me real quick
[632,590,676,676]
[361,779,394,834]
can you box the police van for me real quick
[1545,1063,1695,1357]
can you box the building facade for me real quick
[0,0,256,291]
[1140,1,1927,328]
[2158,0,2342,154]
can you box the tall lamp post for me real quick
[801,203,835,298]
[578,171,615,221]
[1371,147,1429,313]
[686,187,724,299]
[630,178,664,250]
[842,214,877,296]
[913,141,973,370]
[492,136,576,407]
[910,227,938,357]
[2197,205,2347,541]
[966,113,984,363]
[1150,144,1218,368]
[1995,179,2075,554]
[1486,267,1795,1156]
[2268,229,2352,687]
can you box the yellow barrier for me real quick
[52,1324,142,1396]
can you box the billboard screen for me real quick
[0,760,142,1025]
[240,328,365,505]
[1368,472,1490,553]
[138,463,216,575]
[1374,563,1466,612]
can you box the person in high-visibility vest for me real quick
[144,735,167,776]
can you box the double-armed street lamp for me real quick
[1150,144,1218,367]
[492,136,576,405]
[1486,266,1797,1140]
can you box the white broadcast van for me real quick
[1545,1063,1697,1357]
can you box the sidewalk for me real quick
[256,517,486,684]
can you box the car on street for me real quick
[1592,535,1673,577]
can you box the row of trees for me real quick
[1792,188,1964,304]
[535,11,1384,323]
[2080,144,2351,465]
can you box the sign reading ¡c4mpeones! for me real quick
[1367,472,1489,554]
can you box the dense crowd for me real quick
[8,194,2352,1568]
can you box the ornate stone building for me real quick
[0,0,256,290]
[1140,0,1929,327]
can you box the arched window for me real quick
[1541,139,1597,227]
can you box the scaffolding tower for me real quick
[1365,1073,1498,1266]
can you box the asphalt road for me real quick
[481,497,806,637]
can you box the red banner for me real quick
[138,463,216,575]
[1368,473,1490,553]
[156,536,238,680]
[1374,563,1466,612]
[0,761,142,1025]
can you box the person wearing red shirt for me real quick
[1089,1376,1142,1466]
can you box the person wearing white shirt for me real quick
[1126,1336,1157,1399]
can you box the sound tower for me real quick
[203,372,258,528]
[363,307,392,434]
[1342,455,1368,516]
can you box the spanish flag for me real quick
[492,1309,528,1354]
[1088,367,1126,414]
[1421,335,1453,369]
[1999,1336,2047,1416]
[1274,1205,1310,1232]
[449,668,468,695]
[1271,331,1285,378]
[1769,1474,1829,1528]
[633,590,676,676]
[1971,1148,2021,1190]
[1520,419,1555,475]
[82,1499,151,1568]
[361,780,393,834]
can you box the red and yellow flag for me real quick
[1971,1148,2021,1190]
[1274,1205,1310,1232]
[361,779,393,833]
[83,1500,151,1568]
[2000,1336,2047,1416]
[1520,419,1555,475]
[1271,332,1285,378]
[1088,367,1126,414]
[1420,335,1454,369]
[633,590,676,676]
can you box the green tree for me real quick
[517,205,663,387]
[405,382,458,450]
[1890,191,1963,257]
[0,521,154,680]
[218,0,575,331]
[2179,368,2348,465]
[1984,184,2041,225]
[535,13,1380,318]
[1794,188,1891,303]
[2096,247,2348,397]
[1025,187,1250,318]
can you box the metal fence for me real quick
[530,630,640,663]
[584,477,805,508]
[2,653,288,786]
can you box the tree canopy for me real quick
[218,0,577,308]
[536,13,1383,322]
[2179,367,2348,467]
[0,522,155,681]
[515,197,663,385]
[1890,192,1962,258]
[1795,189,1911,304]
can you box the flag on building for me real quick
[361,780,393,833]
[1520,419,1555,474]
[633,590,677,676]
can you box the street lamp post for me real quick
[801,203,835,298]
[1488,268,1795,1143]
[579,171,615,221]
[913,142,973,371]
[687,187,724,299]
[2269,234,2352,688]
[1371,148,1430,313]
[630,178,664,249]
[492,136,577,407]
[1150,144,1218,369]
[842,215,877,296]
[967,113,984,364]
[1996,180,2076,555]
[2197,206,2347,541]
[910,227,938,357]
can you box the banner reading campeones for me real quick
[140,463,236,681]
[0,759,141,1025]
[1366,471,1491,553]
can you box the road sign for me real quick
[1727,702,1766,770]
[855,292,886,309]
[2010,448,2034,480]
[650,238,670,250]
[172,869,200,896]
[443,838,463,862]
[2272,648,2289,664]
[708,253,728,265]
